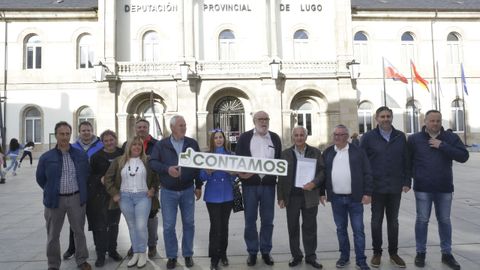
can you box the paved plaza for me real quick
[0,153,479,270]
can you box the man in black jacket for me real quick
[236,111,282,266]
[360,106,410,268]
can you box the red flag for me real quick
[411,60,429,92]
[384,58,408,84]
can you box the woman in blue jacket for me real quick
[200,129,236,270]
[6,138,20,176]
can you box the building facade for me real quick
[0,0,478,152]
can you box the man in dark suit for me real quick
[277,125,324,268]
[235,111,282,266]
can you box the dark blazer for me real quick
[360,126,411,193]
[235,129,282,186]
[277,144,325,209]
[407,126,469,193]
[149,136,202,191]
[322,143,373,203]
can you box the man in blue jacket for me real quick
[149,115,202,269]
[236,111,282,267]
[321,124,373,270]
[360,106,410,268]
[36,121,91,270]
[408,110,469,270]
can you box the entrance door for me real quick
[213,96,244,151]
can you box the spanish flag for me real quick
[410,60,429,92]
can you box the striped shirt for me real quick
[59,151,79,194]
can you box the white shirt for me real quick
[250,129,275,179]
[120,157,148,193]
[331,144,352,194]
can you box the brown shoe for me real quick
[77,262,92,270]
[370,254,381,268]
[390,254,406,268]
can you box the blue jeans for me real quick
[415,191,453,254]
[119,192,151,253]
[242,185,275,255]
[161,185,195,259]
[330,194,367,264]
[6,156,18,172]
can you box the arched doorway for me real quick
[126,92,166,140]
[213,96,245,151]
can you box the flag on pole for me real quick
[384,58,408,84]
[411,60,429,92]
[461,63,469,95]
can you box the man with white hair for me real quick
[149,115,202,269]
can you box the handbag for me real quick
[232,178,244,213]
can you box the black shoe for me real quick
[0,178,5,184]
[221,256,229,266]
[63,249,75,260]
[185,256,194,268]
[336,258,350,268]
[48,268,59,270]
[210,259,220,270]
[148,246,157,258]
[95,255,105,267]
[306,259,323,269]
[166,258,177,269]
[127,247,133,258]
[262,254,274,266]
[247,254,257,266]
[415,252,426,267]
[442,254,461,270]
[288,257,302,267]
[108,250,123,261]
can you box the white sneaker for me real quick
[137,253,147,268]
[127,253,139,267]
[12,172,17,176]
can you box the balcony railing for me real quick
[115,60,339,80]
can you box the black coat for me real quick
[86,147,123,231]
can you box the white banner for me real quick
[178,148,288,176]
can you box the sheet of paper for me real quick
[295,157,317,188]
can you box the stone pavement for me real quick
[0,153,479,270]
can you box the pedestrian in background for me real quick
[19,141,35,168]
[6,138,20,176]
[0,145,6,184]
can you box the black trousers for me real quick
[206,201,233,262]
[371,192,402,255]
[19,151,32,164]
[68,209,121,255]
[286,194,318,261]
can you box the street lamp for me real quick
[346,59,360,79]
[179,61,190,82]
[270,59,281,80]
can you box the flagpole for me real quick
[430,10,439,110]
[410,61,417,132]
[461,84,467,146]
[436,61,441,111]
[382,57,387,106]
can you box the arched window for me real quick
[294,101,313,135]
[358,101,373,134]
[293,29,309,60]
[218,30,235,60]
[405,100,421,134]
[447,32,461,64]
[143,31,160,62]
[78,34,94,69]
[353,31,369,64]
[77,106,96,133]
[451,99,464,132]
[401,31,415,64]
[213,96,245,150]
[142,103,164,139]
[25,35,42,69]
[24,107,42,143]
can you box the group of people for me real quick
[35,107,468,270]
[0,138,35,184]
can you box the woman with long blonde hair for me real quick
[104,136,159,268]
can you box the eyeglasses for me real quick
[255,118,270,122]
[333,133,348,137]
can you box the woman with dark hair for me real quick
[18,141,35,167]
[86,130,124,267]
[6,138,20,176]
[199,129,236,270]
[104,136,159,268]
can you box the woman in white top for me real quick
[104,136,159,268]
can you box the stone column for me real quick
[117,113,128,144]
